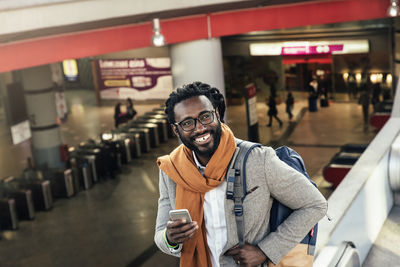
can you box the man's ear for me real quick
[171,124,179,137]
[215,109,221,121]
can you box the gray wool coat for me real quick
[154,145,327,266]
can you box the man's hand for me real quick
[166,219,198,245]
[225,243,267,267]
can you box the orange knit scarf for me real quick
[157,123,236,267]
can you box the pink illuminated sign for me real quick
[281,44,343,55]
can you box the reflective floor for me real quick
[0,89,382,266]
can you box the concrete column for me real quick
[21,65,64,168]
[394,18,400,94]
[170,38,226,97]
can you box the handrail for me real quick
[315,77,400,265]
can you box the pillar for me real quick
[394,17,400,95]
[170,38,226,98]
[21,65,64,168]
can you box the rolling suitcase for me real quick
[320,98,329,107]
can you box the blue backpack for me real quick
[226,139,318,255]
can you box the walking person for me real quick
[266,95,282,127]
[154,82,327,267]
[358,89,370,130]
[285,92,294,120]
[114,103,122,128]
[308,76,319,112]
[126,97,137,119]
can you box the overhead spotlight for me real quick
[151,18,166,47]
[388,0,400,17]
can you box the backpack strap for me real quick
[226,138,261,245]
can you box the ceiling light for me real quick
[151,18,166,47]
[388,0,400,17]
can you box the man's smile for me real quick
[193,132,212,145]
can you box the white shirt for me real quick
[193,152,227,267]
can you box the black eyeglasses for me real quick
[174,110,215,132]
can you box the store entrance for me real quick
[283,55,332,97]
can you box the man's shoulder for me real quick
[235,141,276,166]
[235,139,274,156]
[159,169,177,187]
[250,145,276,162]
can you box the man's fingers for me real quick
[167,221,199,243]
[168,221,197,234]
[167,219,192,228]
[224,247,240,256]
[171,224,198,239]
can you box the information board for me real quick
[95,58,173,100]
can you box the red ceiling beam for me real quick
[210,0,388,37]
[0,0,388,73]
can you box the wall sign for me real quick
[250,40,369,56]
[11,120,31,145]
[95,58,173,100]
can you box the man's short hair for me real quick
[165,81,226,124]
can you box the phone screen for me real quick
[169,209,192,222]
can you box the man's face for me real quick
[172,95,222,158]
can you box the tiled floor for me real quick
[0,89,390,266]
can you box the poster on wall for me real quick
[11,120,31,145]
[62,59,79,82]
[95,58,173,100]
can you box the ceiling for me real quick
[0,0,389,73]
[0,0,319,44]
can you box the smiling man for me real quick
[154,82,327,267]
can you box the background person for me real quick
[114,102,122,128]
[154,82,327,267]
[285,92,294,120]
[266,95,283,127]
[126,97,137,119]
[358,89,371,130]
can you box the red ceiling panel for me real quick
[0,0,388,73]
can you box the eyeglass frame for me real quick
[173,110,216,132]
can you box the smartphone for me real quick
[169,209,192,223]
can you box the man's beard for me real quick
[177,122,222,158]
